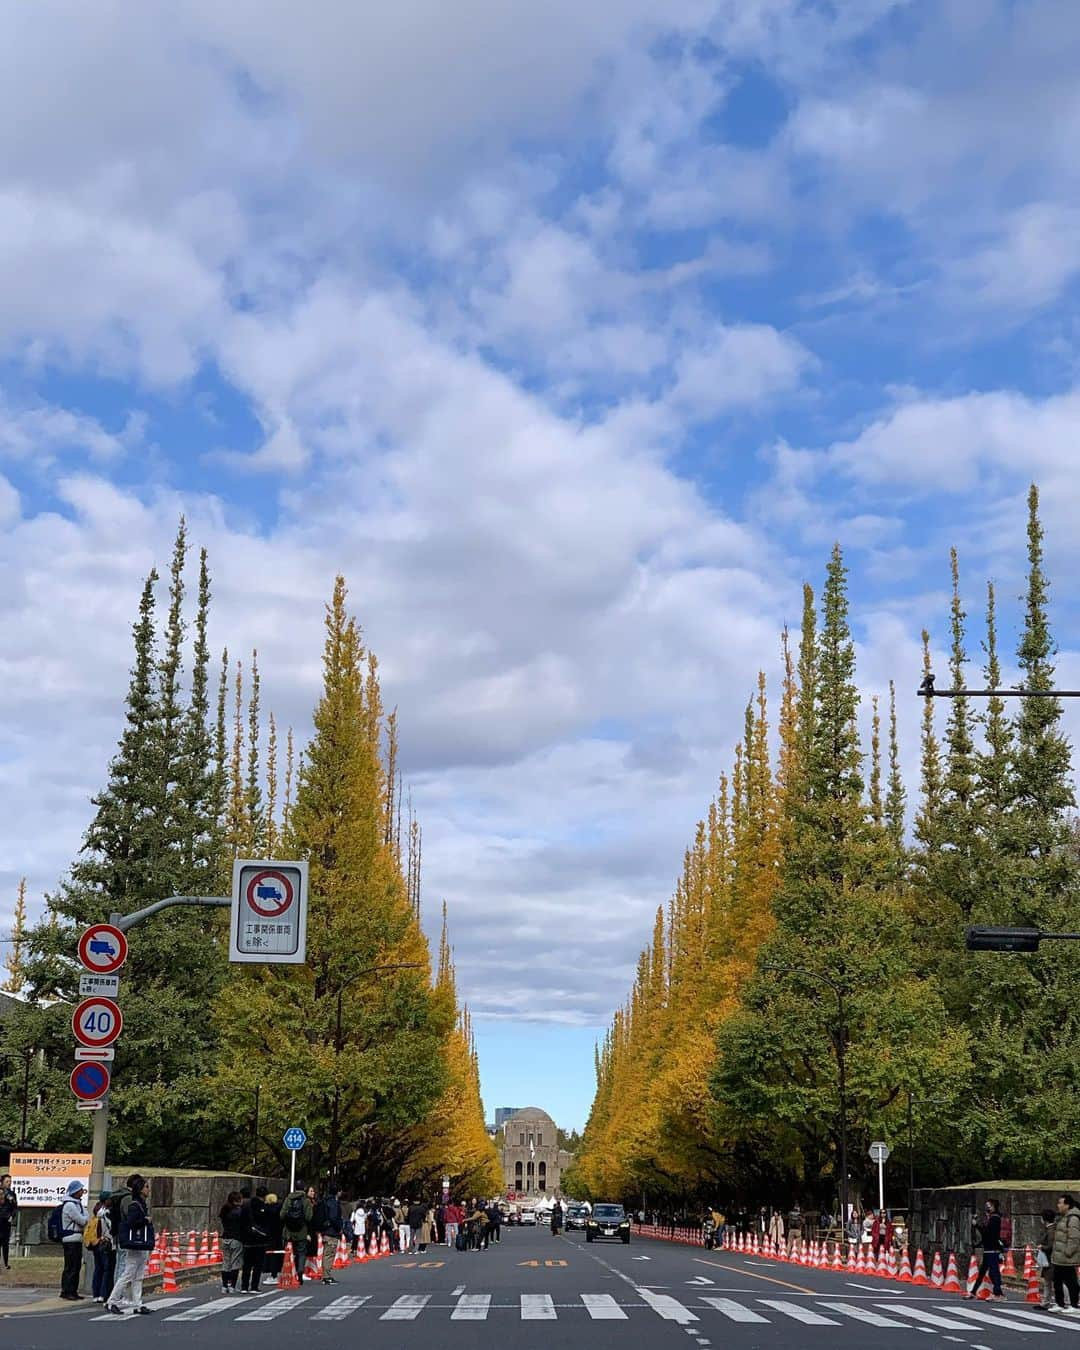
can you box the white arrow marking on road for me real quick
[818,1302,908,1327]
[758,1300,840,1325]
[452,1293,491,1320]
[632,1254,651,1260]
[581,1294,628,1320]
[521,1293,557,1320]
[381,1294,432,1320]
[700,1297,768,1323]
[687,1276,714,1285]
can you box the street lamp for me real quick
[965,926,1080,951]
[763,964,848,1236]
[326,962,424,1184]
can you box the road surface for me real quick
[4,1225,1071,1348]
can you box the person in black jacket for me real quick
[314,1188,343,1284]
[241,1187,270,1294]
[261,1194,284,1279]
[0,1173,17,1270]
[219,1192,246,1293]
[966,1198,1004,1300]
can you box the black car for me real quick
[586,1203,631,1244]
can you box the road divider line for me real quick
[693,1258,815,1294]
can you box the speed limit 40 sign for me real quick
[72,997,123,1049]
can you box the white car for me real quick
[519,1208,538,1225]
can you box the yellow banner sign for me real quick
[10,1152,92,1207]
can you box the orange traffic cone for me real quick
[368,1232,379,1258]
[185,1231,197,1267]
[898,1248,913,1282]
[965,1253,979,1296]
[210,1231,222,1265]
[333,1241,349,1271]
[162,1245,180,1295]
[1026,1262,1043,1305]
[304,1247,321,1282]
[198,1231,210,1266]
[876,1248,890,1278]
[1023,1244,1035,1279]
[380,1231,390,1256]
[847,1244,857,1271]
[887,1248,898,1279]
[1002,1247,1016,1278]
[943,1251,961,1293]
[278,1247,299,1291]
[832,1242,844,1271]
[912,1249,930,1285]
[147,1231,164,1278]
[856,1244,867,1273]
[931,1250,945,1287]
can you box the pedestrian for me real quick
[965,1198,1004,1301]
[419,1202,435,1253]
[217,1191,245,1293]
[393,1198,409,1252]
[408,1198,426,1252]
[85,1193,116,1304]
[305,1185,320,1269]
[241,1186,270,1294]
[107,1177,155,1315]
[279,1180,313,1282]
[0,1173,17,1270]
[470,1200,490,1250]
[871,1209,882,1257]
[1038,1208,1057,1310]
[445,1199,463,1250]
[315,1187,343,1283]
[715,1207,727,1248]
[262,1194,284,1279]
[58,1181,88,1300]
[1049,1193,1080,1313]
[768,1208,784,1250]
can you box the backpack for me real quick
[47,1203,66,1243]
[1000,1215,1013,1248]
[283,1194,307,1228]
[83,1215,101,1249]
[455,1230,467,1251]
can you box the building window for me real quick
[537,1132,543,1145]
[515,1162,523,1187]
[538,1162,546,1192]
[520,1132,525,1145]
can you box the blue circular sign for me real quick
[282,1126,307,1151]
[70,1060,111,1101]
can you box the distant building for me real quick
[500,1107,573,1197]
[494,1106,523,1128]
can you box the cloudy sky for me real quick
[4,1,1080,1129]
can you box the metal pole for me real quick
[907,1091,914,1217]
[878,1156,885,1212]
[20,1046,31,1146]
[252,1083,260,1175]
[290,1149,297,1193]
[836,987,848,1235]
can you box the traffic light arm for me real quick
[965,926,1080,952]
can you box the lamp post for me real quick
[326,962,424,1185]
[764,964,849,1235]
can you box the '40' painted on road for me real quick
[519,1259,568,1267]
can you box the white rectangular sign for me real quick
[229,859,308,965]
[79,973,120,997]
[75,1046,115,1062]
[10,1152,92,1207]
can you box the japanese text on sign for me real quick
[10,1153,92,1207]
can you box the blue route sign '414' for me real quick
[283,1127,307,1151]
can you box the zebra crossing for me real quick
[92,1290,1080,1334]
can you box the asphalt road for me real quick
[4,1226,1075,1349]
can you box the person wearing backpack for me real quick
[0,1172,17,1270]
[85,1194,116,1304]
[107,1175,155,1315]
[279,1182,313,1282]
[314,1188,343,1283]
[57,1180,88,1300]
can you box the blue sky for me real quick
[4,1,1080,1130]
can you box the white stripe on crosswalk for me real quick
[818,1302,908,1327]
[877,1303,983,1330]
[758,1300,840,1325]
[93,1297,193,1320]
[381,1294,432,1321]
[638,1289,698,1323]
[522,1293,556,1320]
[164,1299,242,1321]
[235,1295,310,1321]
[700,1296,768,1322]
[312,1295,372,1320]
[581,1293,628,1320]
[962,1305,1080,1333]
[452,1293,491,1320]
[940,1304,1057,1334]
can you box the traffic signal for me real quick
[964,926,1040,952]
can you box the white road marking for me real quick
[581,1293,627,1320]
[877,1304,982,1330]
[522,1293,556,1320]
[818,1301,909,1327]
[971,1306,1080,1332]
[164,1299,242,1321]
[699,1296,768,1322]
[942,1305,1056,1334]
[381,1294,432,1321]
[638,1289,698,1323]
[632,1255,651,1260]
[451,1284,465,1295]
[452,1293,491,1320]
[759,1299,840,1325]
[849,1281,906,1293]
[93,1297,193,1319]
[687,1276,714,1285]
[235,1295,310,1321]
[311,1295,371,1320]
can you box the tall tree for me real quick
[3,878,27,993]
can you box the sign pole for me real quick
[878,1156,885,1212]
[290,1149,297,1193]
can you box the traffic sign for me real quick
[79,973,120,998]
[77,924,128,975]
[72,997,123,1049]
[230,860,308,965]
[75,1046,115,1062]
[70,1060,111,1102]
[869,1140,891,1163]
[283,1127,307,1151]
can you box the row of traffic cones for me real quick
[147,1228,223,1279]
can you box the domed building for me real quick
[499,1107,573,1198]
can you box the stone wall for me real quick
[909,1181,1080,1256]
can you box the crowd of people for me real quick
[51,1180,513,1313]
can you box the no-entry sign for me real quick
[229,859,308,965]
